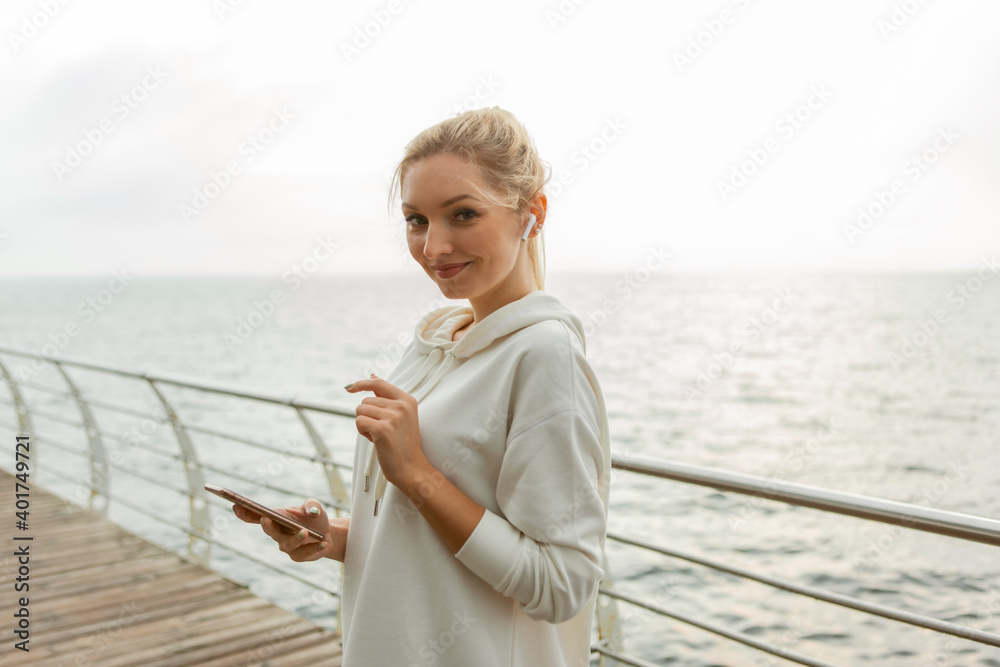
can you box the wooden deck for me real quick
[0,470,343,666]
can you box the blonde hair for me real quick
[388,107,550,290]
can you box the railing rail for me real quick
[612,453,1000,547]
[2,343,998,667]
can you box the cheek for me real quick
[407,234,423,259]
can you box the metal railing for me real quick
[2,343,999,667]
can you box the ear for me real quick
[530,193,548,225]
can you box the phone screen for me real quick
[204,484,326,541]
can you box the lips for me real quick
[432,262,470,279]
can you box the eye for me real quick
[454,208,479,222]
[405,213,427,228]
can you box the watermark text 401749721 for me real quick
[13,434,33,653]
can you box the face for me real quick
[401,152,538,316]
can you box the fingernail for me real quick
[308,506,320,515]
[296,529,305,540]
[370,373,377,378]
[260,517,266,525]
[317,542,326,550]
[344,383,353,390]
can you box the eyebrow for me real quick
[402,194,480,210]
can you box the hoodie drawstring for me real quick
[361,293,584,517]
[365,347,457,515]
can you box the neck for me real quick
[467,261,537,325]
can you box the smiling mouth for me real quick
[432,262,470,279]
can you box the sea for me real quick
[0,272,998,666]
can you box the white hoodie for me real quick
[340,290,611,667]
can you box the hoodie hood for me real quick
[365,290,587,515]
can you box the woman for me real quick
[235,107,611,666]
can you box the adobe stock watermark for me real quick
[877,0,931,40]
[340,0,409,63]
[853,458,971,572]
[71,600,146,667]
[409,609,479,667]
[887,254,998,371]
[923,588,1000,667]
[68,405,168,506]
[441,75,501,119]
[547,116,628,202]
[682,287,798,400]
[729,417,836,532]
[212,0,247,20]
[576,246,670,340]
[843,126,958,245]
[239,620,308,665]
[239,575,345,665]
[360,297,450,379]
[242,439,309,489]
[753,616,807,667]
[8,0,72,53]
[450,408,508,466]
[537,469,608,545]
[673,0,754,73]
[717,84,833,202]
[406,610,477,667]
[195,443,310,560]
[544,0,591,30]
[223,235,338,351]
[12,270,134,382]
[395,407,510,525]
[616,575,675,636]
[179,106,295,223]
[51,65,167,183]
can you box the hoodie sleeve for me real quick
[454,323,610,624]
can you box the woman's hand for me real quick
[345,375,431,489]
[232,498,349,562]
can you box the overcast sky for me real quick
[1,0,999,276]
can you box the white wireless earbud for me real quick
[521,214,536,241]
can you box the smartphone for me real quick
[205,484,326,541]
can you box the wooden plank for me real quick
[99,607,315,667]
[147,616,323,667]
[264,636,347,667]
[44,597,281,664]
[32,564,221,603]
[38,576,239,633]
[0,470,342,667]
[39,586,252,647]
[33,551,185,589]
[195,626,337,667]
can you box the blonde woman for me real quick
[235,107,611,666]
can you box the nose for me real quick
[422,219,454,259]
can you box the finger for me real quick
[355,403,387,420]
[285,502,329,535]
[278,530,319,554]
[301,498,327,522]
[232,505,262,523]
[359,396,395,408]
[287,539,328,563]
[345,376,407,400]
[355,415,380,441]
[259,515,296,542]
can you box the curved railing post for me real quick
[596,548,624,665]
[0,355,34,437]
[145,377,210,565]
[53,361,110,516]
[294,405,350,636]
[294,407,349,515]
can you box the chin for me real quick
[426,271,469,300]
